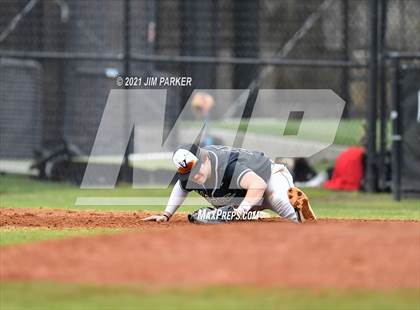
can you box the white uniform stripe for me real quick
[279,171,292,188]
[208,150,219,197]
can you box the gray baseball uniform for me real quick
[177,145,298,222]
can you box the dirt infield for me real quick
[1,208,419,289]
[0,208,189,228]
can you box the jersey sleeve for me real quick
[229,162,253,189]
[179,178,194,192]
[164,180,189,215]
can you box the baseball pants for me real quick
[250,163,299,222]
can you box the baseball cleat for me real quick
[288,187,317,223]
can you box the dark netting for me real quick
[0,58,42,158]
[400,66,420,198]
[385,0,420,53]
[0,0,419,161]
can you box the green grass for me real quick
[185,118,365,146]
[0,174,175,212]
[186,118,392,147]
[0,227,124,246]
[1,282,418,310]
[215,119,365,146]
[1,175,419,309]
[306,188,420,220]
[1,174,418,220]
[1,174,418,246]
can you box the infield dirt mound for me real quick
[1,208,419,289]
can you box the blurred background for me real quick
[0,0,419,199]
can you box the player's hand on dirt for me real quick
[141,214,169,222]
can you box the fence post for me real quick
[366,0,379,192]
[121,0,133,183]
[391,57,401,201]
[146,0,156,73]
[378,0,388,190]
[341,0,350,118]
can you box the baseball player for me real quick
[142,144,316,224]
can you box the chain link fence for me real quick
[0,0,419,176]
